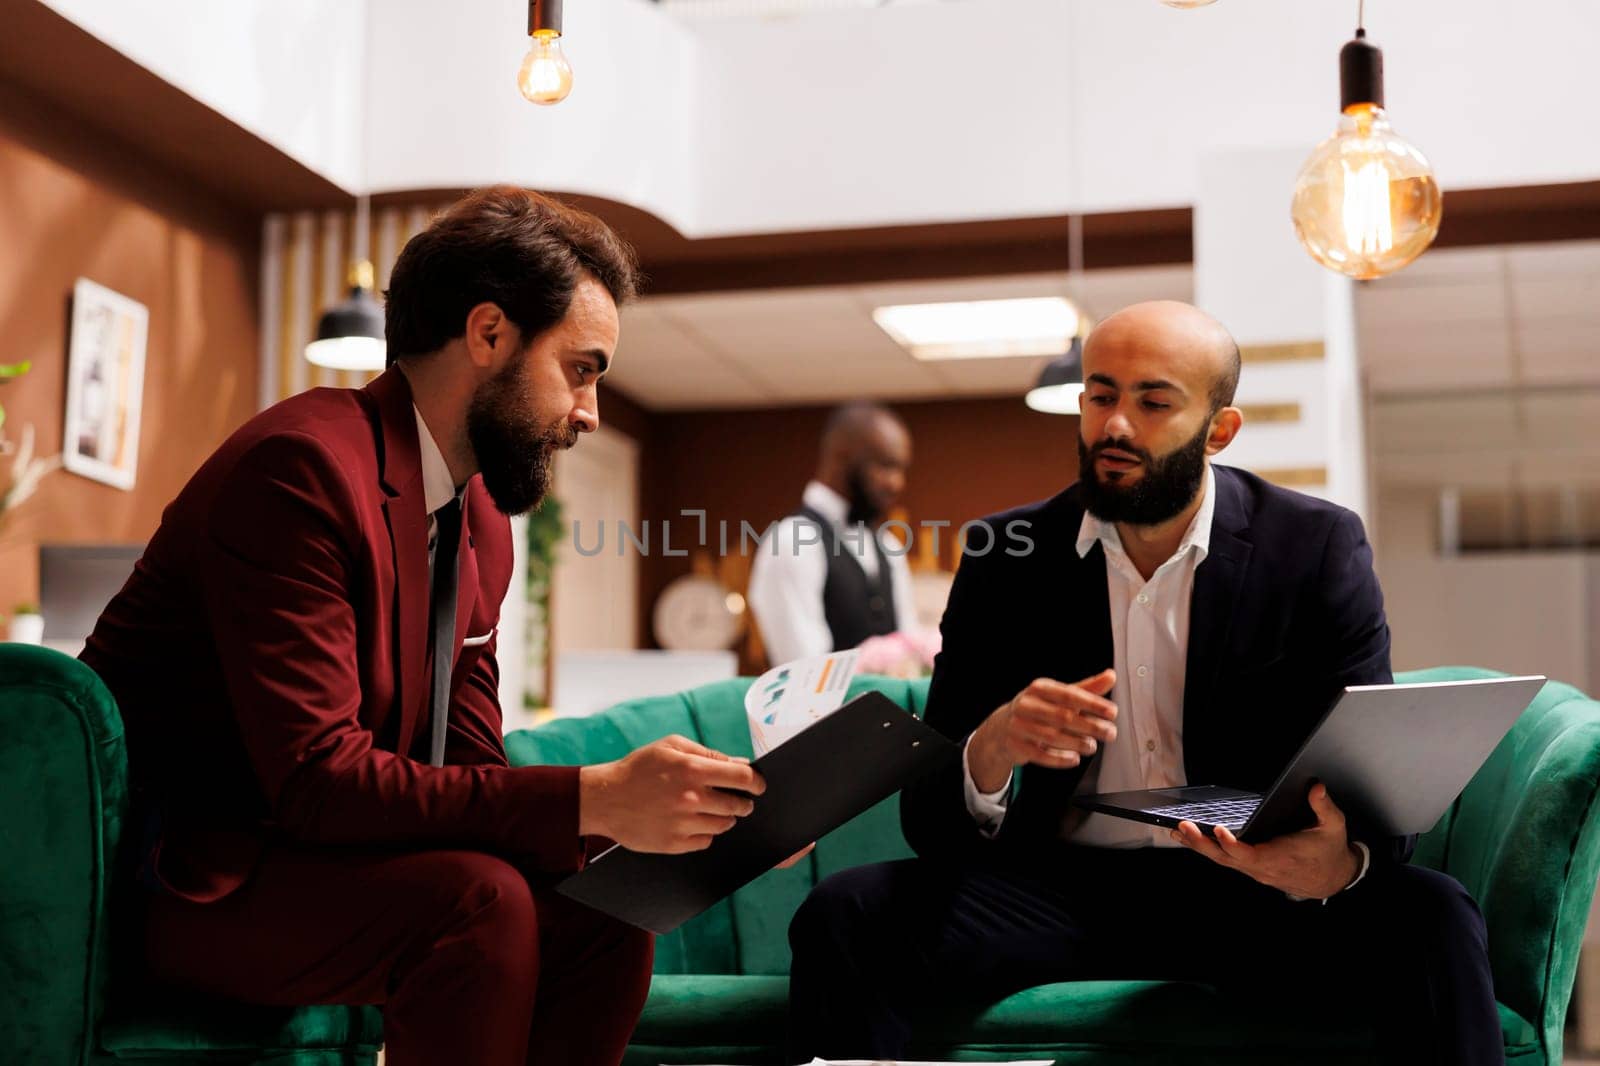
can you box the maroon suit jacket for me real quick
[82,369,584,902]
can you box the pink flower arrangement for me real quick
[854,628,942,679]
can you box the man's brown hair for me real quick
[384,185,639,366]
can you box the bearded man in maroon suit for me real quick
[81,186,765,1066]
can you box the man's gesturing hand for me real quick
[967,670,1119,793]
[578,735,765,854]
[1170,783,1363,900]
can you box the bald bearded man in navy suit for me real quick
[788,302,1501,1066]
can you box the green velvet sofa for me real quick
[504,667,1600,1066]
[6,641,1600,1065]
[1,645,382,1066]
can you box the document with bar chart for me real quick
[745,650,860,756]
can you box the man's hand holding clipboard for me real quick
[557,654,954,934]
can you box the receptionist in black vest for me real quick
[748,403,916,665]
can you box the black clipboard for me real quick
[556,690,956,933]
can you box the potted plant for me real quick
[0,359,28,433]
[8,601,44,645]
[523,495,565,710]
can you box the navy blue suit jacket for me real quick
[901,464,1410,869]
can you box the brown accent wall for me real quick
[598,383,654,447]
[634,397,1082,651]
[0,80,261,620]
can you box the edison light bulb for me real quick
[1291,31,1441,280]
[518,31,573,105]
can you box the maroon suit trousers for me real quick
[141,846,654,1065]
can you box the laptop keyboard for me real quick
[1144,797,1261,830]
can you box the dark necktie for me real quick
[428,497,463,767]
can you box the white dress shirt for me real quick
[963,465,1217,848]
[959,466,1372,897]
[747,481,917,665]
[414,408,502,661]
[414,406,460,564]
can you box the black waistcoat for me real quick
[794,503,898,652]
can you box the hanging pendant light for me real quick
[1026,336,1087,414]
[1290,1,1442,280]
[1160,0,1219,8]
[519,0,573,105]
[1025,214,1090,415]
[1025,0,1091,416]
[306,196,386,372]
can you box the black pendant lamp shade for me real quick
[316,288,384,344]
[1339,28,1384,111]
[306,262,386,371]
[1025,335,1086,414]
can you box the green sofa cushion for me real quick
[916,981,1535,1057]
[630,974,1537,1064]
[630,974,789,1063]
[98,1002,382,1059]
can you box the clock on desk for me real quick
[652,573,747,650]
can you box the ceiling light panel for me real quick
[871,297,1081,361]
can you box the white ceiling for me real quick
[661,0,944,15]
[1361,240,1600,489]
[613,239,1600,414]
[1371,390,1600,490]
[609,238,1600,491]
[609,265,1194,411]
[1357,240,1600,395]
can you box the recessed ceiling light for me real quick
[872,297,1082,361]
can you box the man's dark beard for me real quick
[844,465,882,527]
[466,357,578,516]
[1077,420,1210,526]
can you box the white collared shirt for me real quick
[413,406,461,566]
[963,465,1217,848]
[747,480,917,666]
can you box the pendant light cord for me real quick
[1069,212,1084,315]
[1357,0,1365,33]
[1066,0,1084,323]
[354,195,371,267]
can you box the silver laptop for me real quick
[1075,676,1547,843]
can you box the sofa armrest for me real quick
[1405,667,1600,1066]
[0,645,128,1066]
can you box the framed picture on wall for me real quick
[63,277,147,491]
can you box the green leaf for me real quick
[0,361,31,379]
[525,495,567,584]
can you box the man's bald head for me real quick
[821,403,904,457]
[1085,300,1241,413]
[1075,301,1245,528]
[818,402,912,526]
